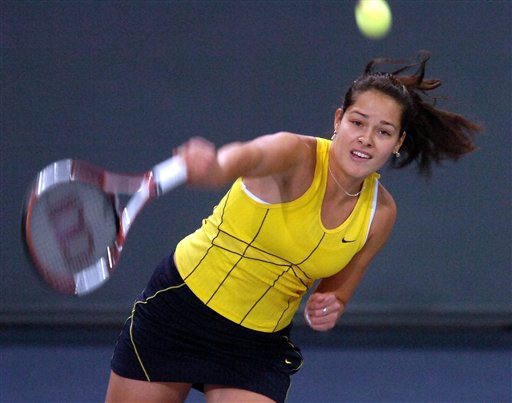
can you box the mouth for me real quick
[351,150,372,160]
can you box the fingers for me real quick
[175,138,220,187]
[304,292,344,332]
[307,293,340,316]
[175,138,216,166]
[304,306,336,331]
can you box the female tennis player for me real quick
[105,52,479,403]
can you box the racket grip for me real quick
[153,155,187,195]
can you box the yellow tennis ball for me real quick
[355,0,392,40]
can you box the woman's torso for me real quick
[175,137,380,332]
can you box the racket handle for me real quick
[153,155,187,195]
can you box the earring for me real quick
[394,151,401,158]
[331,129,337,140]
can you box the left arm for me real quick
[304,184,397,331]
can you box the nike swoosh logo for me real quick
[285,359,292,365]
[342,238,356,243]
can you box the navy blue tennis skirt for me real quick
[110,254,303,403]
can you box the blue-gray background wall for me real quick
[1,0,510,326]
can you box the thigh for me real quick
[105,371,192,403]
[204,384,276,403]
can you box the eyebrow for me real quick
[351,110,397,130]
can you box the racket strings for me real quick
[28,183,118,287]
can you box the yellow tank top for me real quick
[175,137,380,332]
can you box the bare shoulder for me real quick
[280,133,318,161]
[259,131,316,150]
[376,182,397,214]
[286,133,317,168]
[239,133,318,201]
[368,182,397,243]
[295,133,318,149]
[253,131,317,169]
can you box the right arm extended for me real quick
[175,133,314,189]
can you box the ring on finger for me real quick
[305,311,312,325]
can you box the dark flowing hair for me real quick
[342,51,481,176]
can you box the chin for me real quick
[345,164,375,179]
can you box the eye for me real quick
[378,129,391,136]
[351,120,363,127]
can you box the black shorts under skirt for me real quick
[110,254,303,403]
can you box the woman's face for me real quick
[332,89,405,179]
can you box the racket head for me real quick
[22,159,122,296]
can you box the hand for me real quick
[175,137,223,188]
[304,292,344,331]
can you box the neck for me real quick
[328,152,363,198]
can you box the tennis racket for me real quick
[21,155,187,296]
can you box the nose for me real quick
[358,131,373,147]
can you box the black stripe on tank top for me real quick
[205,208,270,305]
[240,232,327,330]
[181,188,233,282]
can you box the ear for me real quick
[334,108,344,129]
[394,131,406,153]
